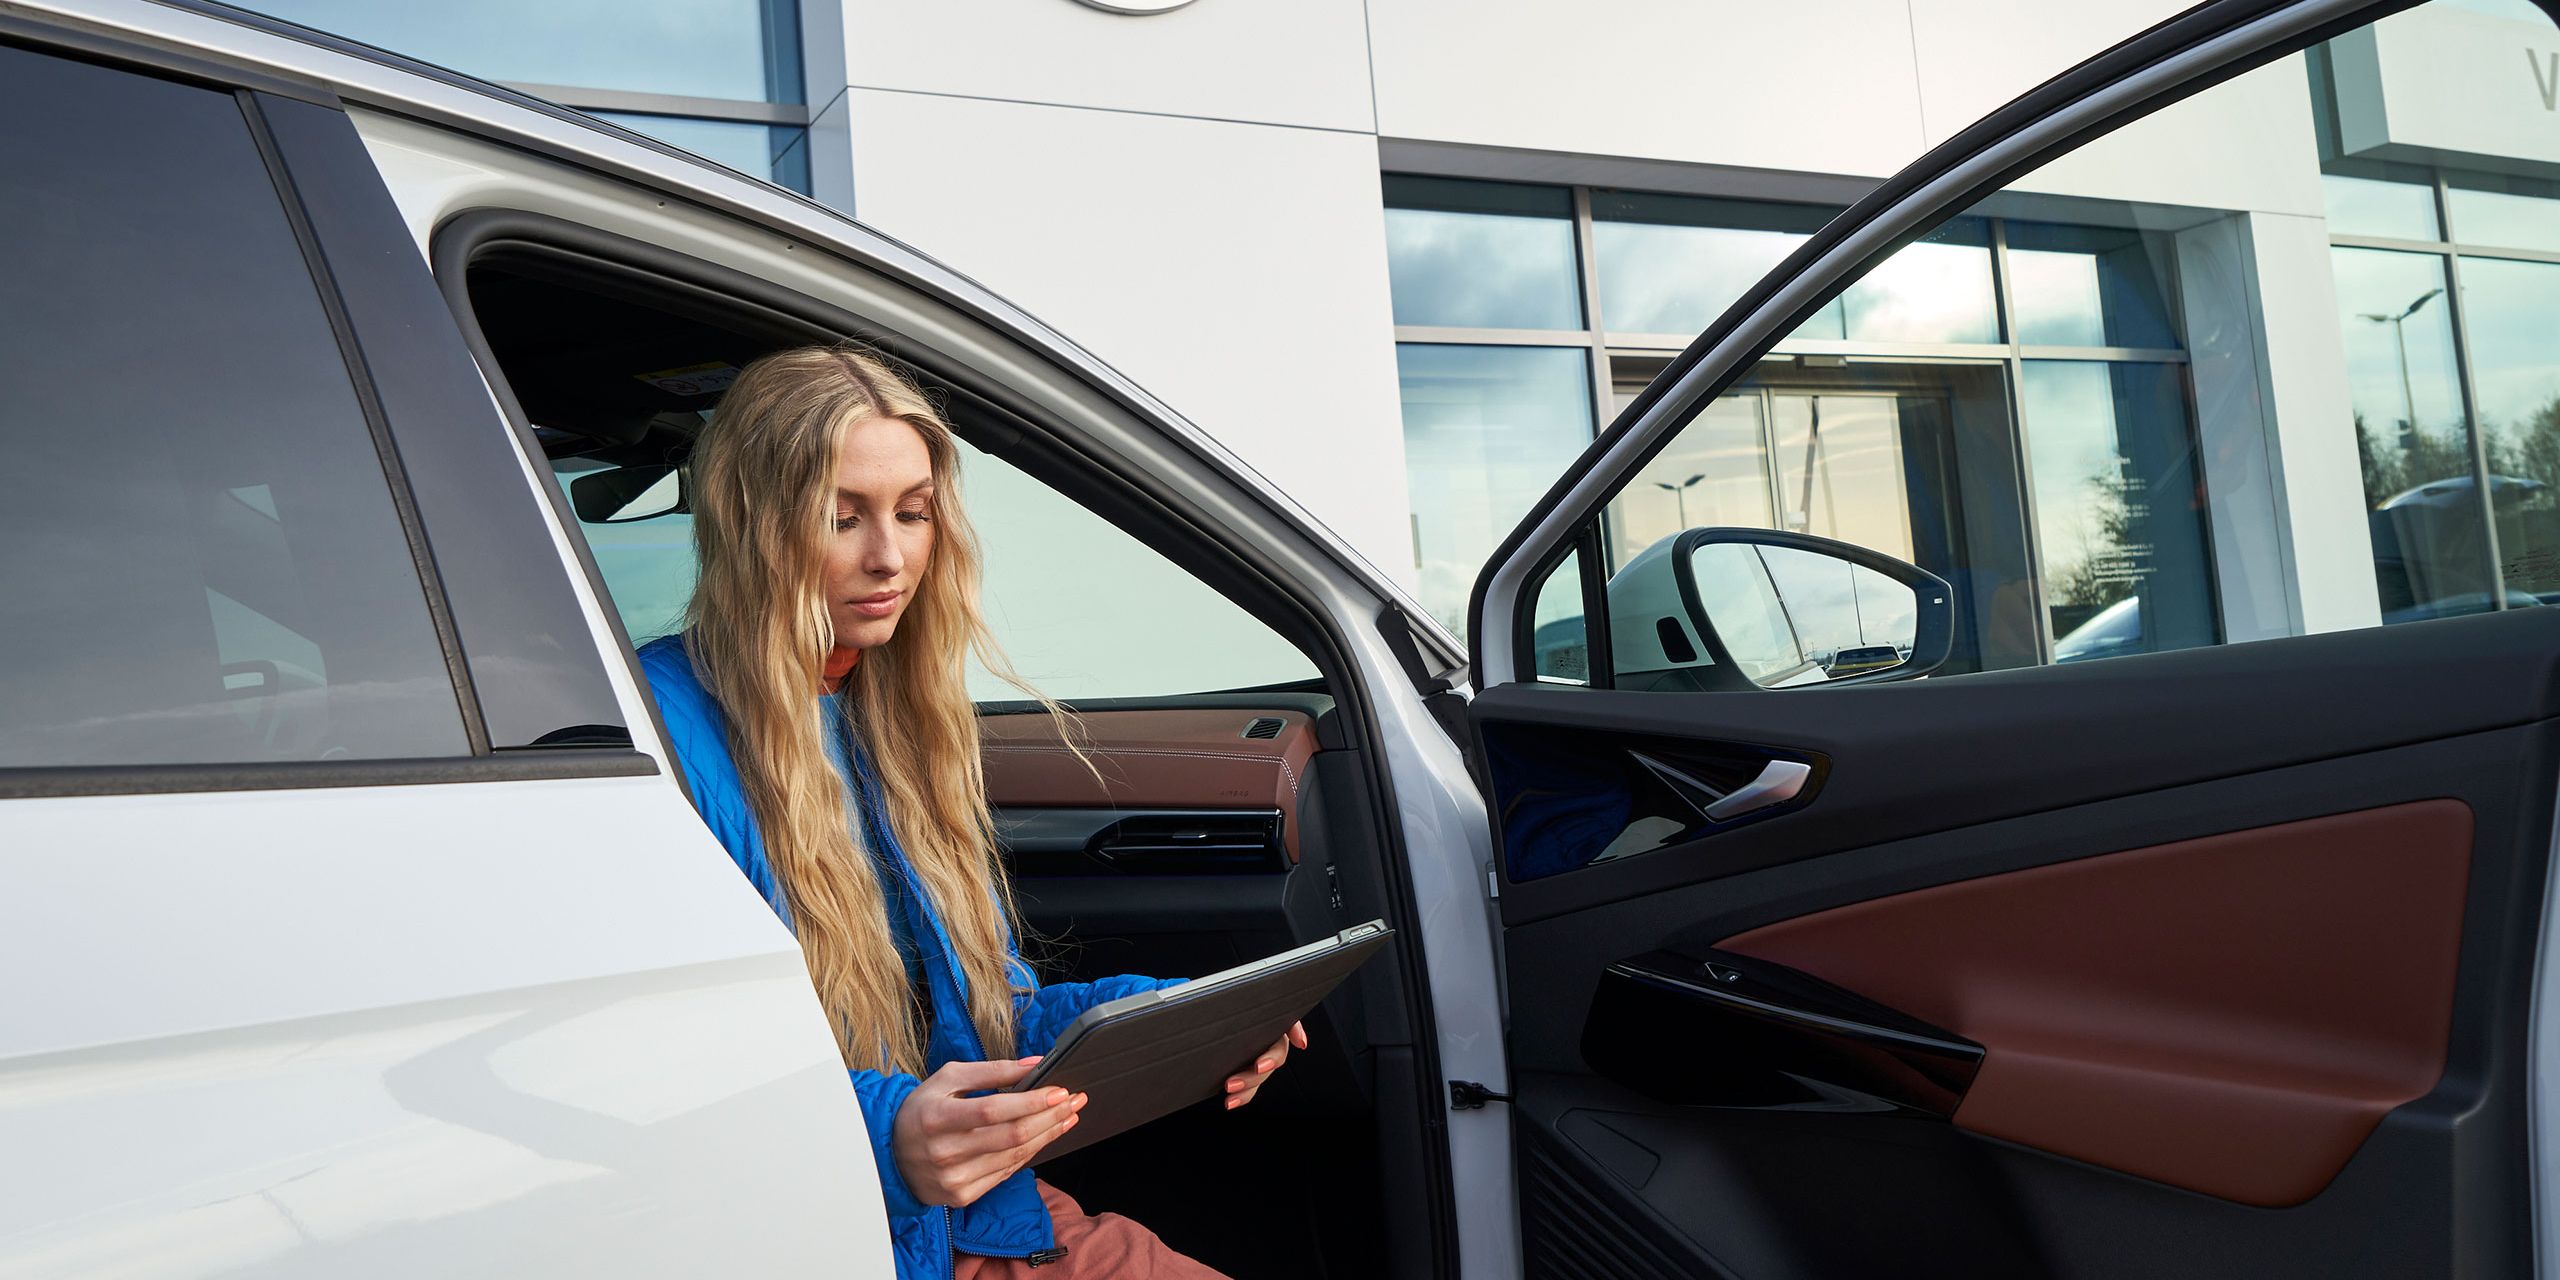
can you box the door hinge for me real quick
[1448,1079,1513,1110]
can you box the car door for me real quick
[1465,0,2560,1276]
[0,25,882,1278]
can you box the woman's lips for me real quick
[849,591,902,619]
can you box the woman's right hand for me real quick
[890,1057,1086,1207]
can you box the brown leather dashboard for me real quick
[980,708,1318,862]
[1718,800,2474,1207]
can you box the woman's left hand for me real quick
[1223,1021,1309,1110]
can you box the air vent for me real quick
[1088,811,1285,874]
[1242,716,1285,740]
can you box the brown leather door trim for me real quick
[1717,800,2474,1207]
[981,708,1317,861]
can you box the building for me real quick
[237,0,2560,666]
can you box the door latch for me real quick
[1448,1079,1514,1110]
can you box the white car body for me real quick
[0,2,1509,1276]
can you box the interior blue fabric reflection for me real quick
[1486,731,1633,882]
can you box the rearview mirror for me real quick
[570,463,684,524]
[1607,528,1953,692]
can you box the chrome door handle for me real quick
[1703,760,1813,822]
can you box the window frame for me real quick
[1463,0,2400,690]
[428,210,1352,730]
[0,35,654,797]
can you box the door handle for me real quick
[1703,759,1812,821]
[1627,753,1817,826]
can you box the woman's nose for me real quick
[861,529,904,577]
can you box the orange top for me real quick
[820,644,861,694]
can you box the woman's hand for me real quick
[1223,1021,1309,1110]
[891,1057,1085,1207]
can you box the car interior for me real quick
[441,219,1438,1279]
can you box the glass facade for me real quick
[229,0,811,192]
[2320,165,2560,614]
[1384,177,1583,331]
[1387,177,2214,664]
[1395,343,1594,636]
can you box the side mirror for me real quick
[1607,528,1953,692]
[570,463,685,524]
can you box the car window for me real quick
[0,45,469,768]
[561,435,1318,703]
[1514,0,2560,688]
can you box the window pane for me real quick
[552,460,697,646]
[959,443,1319,701]
[2321,173,2443,240]
[591,112,808,190]
[2021,362,2216,661]
[1605,393,1774,568]
[1591,193,1837,338]
[1771,395,1916,561]
[2447,174,2560,253]
[2457,256,2560,598]
[1384,177,1582,330]
[2330,248,2490,617]
[0,47,468,767]
[232,0,796,101]
[2006,222,2181,349]
[1837,221,1997,345]
[1398,344,1594,636]
[1530,554,1590,684]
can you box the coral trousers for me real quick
[952,1181,1229,1280]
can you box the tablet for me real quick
[1007,920,1393,1163]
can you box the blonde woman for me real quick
[638,346,1301,1280]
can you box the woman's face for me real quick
[824,414,937,650]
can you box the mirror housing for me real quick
[1607,528,1954,692]
[570,463,685,524]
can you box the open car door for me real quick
[1465,0,2560,1275]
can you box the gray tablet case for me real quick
[1007,920,1393,1163]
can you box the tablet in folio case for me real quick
[1007,920,1393,1163]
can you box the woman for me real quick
[637,346,1301,1279]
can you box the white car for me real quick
[5,1,2558,1278]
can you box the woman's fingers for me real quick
[1224,1029,1303,1109]
[936,1089,1082,1159]
[943,1106,1084,1192]
[894,1058,1089,1206]
[927,1056,1042,1095]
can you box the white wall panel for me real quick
[844,89,1415,585]
[2006,55,2326,218]
[1908,0,2195,148]
[826,0,1374,133]
[1367,0,1928,180]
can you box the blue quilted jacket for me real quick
[638,634,1175,1280]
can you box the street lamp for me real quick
[2360,286,2443,446]
[1654,473,1706,528]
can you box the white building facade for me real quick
[245,0,2560,670]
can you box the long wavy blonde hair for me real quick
[684,344,1050,1075]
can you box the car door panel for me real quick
[1484,608,2560,922]
[1721,798,2473,1208]
[1481,612,2554,1277]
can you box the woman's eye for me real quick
[834,515,857,531]
[897,510,932,524]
